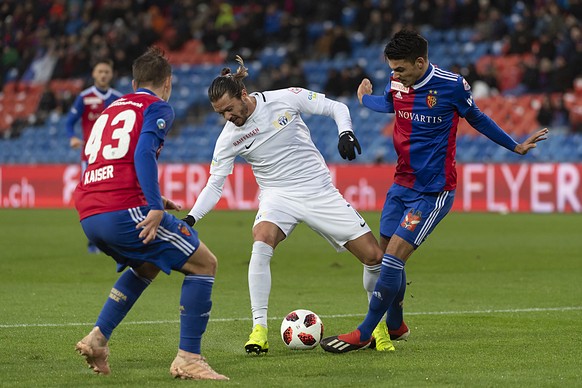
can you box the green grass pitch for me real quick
[1,209,581,387]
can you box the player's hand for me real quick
[137,209,164,244]
[182,215,196,227]
[514,128,549,155]
[338,131,362,161]
[70,136,83,149]
[357,78,373,105]
[162,196,181,211]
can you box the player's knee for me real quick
[181,247,218,276]
[133,262,160,280]
[355,241,383,266]
[361,249,383,266]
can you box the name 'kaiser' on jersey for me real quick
[73,91,174,220]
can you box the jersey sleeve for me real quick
[141,100,175,140]
[187,174,227,222]
[456,77,518,151]
[209,128,236,176]
[279,88,328,115]
[362,82,394,113]
[134,132,164,210]
[451,76,475,118]
[133,100,175,211]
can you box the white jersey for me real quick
[209,87,352,194]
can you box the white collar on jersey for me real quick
[413,63,435,89]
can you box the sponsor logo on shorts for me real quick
[180,224,191,236]
[401,209,422,231]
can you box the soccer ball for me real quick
[280,309,323,350]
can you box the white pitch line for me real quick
[1,306,581,329]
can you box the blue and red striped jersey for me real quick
[363,63,517,193]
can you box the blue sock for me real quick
[179,275,214,354]
[388,269,406,330]
[358,254,404,341]
[95,269,151,339]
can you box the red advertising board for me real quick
[1,163,581,212]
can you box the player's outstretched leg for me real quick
[245,324,269,354]
[321,254,405,354]
[75,327,110,375]
[170,350,228,381]
[388,268,410,341]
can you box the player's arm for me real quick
[457,79,548,154]
[182,174,228,226]
[358,78,394,113]
[464,108,519,151]
[65,95,84,148]
[320,97,362,161]
[292,88,362,160]
[453,77,519,151]
[134,101,174,244]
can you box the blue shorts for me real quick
[81,206,200,274]
[380,184,455,249]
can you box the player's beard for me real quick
[232,100,250,126]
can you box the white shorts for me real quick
[253,186,372,252]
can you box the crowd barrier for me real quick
[0,163,580,213]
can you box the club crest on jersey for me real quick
[401,209,422,231]
[179,224,191,236]
[426,90,437,108]
[390,80,409,93]
[273,112,292,129]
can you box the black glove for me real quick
[338,131,362,161]
[182,215,196,226]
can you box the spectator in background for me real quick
[364,9,389,44]
[330,26,352,59]
[508,19,534,54]
[536,95,554,128]
[550,94,571,132]
[551,55,575,93]
[324,68,344,97]
[65,59,123,254]
[271,62,308,90]
[36,84,58,125]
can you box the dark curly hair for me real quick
[384,30,428,64]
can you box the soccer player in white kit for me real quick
[183,57,393,354]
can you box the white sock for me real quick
[248,241,273,329]
[363,263,387,324]
[363,263,381,302]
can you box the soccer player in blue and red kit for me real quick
[73,47,228,380]
[66,59,123,253]
[321,30,548,353]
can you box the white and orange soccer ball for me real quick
[280,309,324,350]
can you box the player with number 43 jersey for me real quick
[74,84,173,219]
[72,47,228,381]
